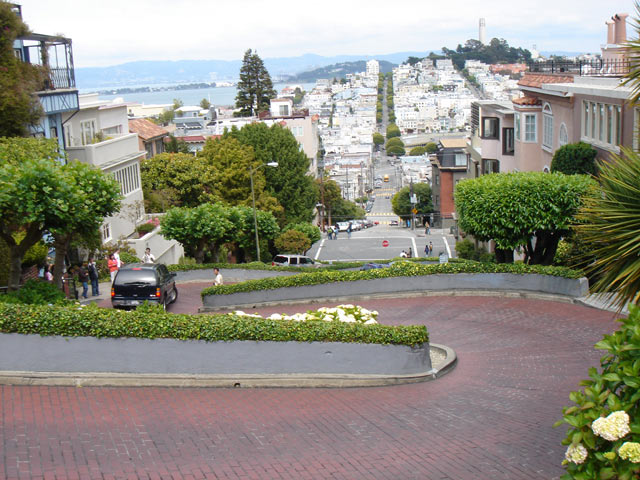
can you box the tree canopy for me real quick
[391,183,433,219]
[551,142,598,176]
[455,172,595,264]
[225,123,317,225]
[442,38,532,70]
[386,124,401,138]
[372,132,384,146]
[0,1,45,136]
[234,49,276,117]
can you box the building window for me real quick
[483,159,499,174]
[80,119,96,146]
[101,223,111,243]
[434,173,440,185]
[481,117,499,139]
[515,113,521,141]
[63,125,73,148]
[502,128,514,155]
[454,153,467,167]
[102,125,122,136]
[279,105,289,116]
[559,123,568,147]
[542,104,553,151]
[524,114,537,143]
[434,195,439,206]
[581,100,621,150]
[112,163,141,196]
[155,139,164,155]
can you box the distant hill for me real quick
[75,51,428,90]
[288,60,396,82]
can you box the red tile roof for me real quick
[518,73,574,89]
[128,118,169,140]
[512,96,542,106]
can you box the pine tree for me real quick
[234,49,276,117]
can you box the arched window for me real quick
[542,103,553,150]
[559,123,568,146]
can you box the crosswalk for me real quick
[369,212,396,216]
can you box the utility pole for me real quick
[410,179,416,231]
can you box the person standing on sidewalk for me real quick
[213,267,223,286]
[87,257,100,296]
[425,222,430,235]
[107,254,118,283]
[76,263,89,299]
[347,222,352,239]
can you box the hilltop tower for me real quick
[479,18,486,45]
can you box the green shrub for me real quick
[284,222,321,244]
[274,230,311,254]
[455,239,494,262]
[0,279,66,305]
[135,222,156,235]
[551,142,598,176]
[0,302,428,347]
[202,261,582,297]
[555,305,640,479]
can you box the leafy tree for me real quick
[386,124,401,138]
[442,37,531,70]
[234,49,276,117]
[316,179,342,225]
[425,142,438,154]
[0,2,46,137]
[200,98,211,110]
[386,145,405,156]
[551,142,598,176]
[455,172,595,264]
[575,149,640,309]
[172,98,184,110]
[160,203,233,264]
[293,87,305,105]
[225,123,317,224]
[391,183,433,218]
[164,135,191,154]
[284,222,321,245]
[372,132,384,146]
[274,230,310,254]
[141,153,211,208]
[406,56,424,66]
[386,137,404,148]
[156,108,175,125]
[409,146,427,156]
[332,199,365,221]
[49,161,122,288]
[227,205,280,262]
[0,138,121,290]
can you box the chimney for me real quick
[606,20,615,44]
[613,13,629,44]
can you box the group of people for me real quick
[327,223,354,240]
[400,248,413,258]
[424,242,433,257]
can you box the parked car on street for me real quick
[111,263,178,310]
[272,254,318,267]
[336,222,350,232]
[390,220,399,226]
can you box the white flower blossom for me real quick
[619,442,640,463]
[592,411,631,441]
[565,444,588,464]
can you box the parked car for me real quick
[272,254,318,267]
[390,220,399,226]
[336,222,350,232]
[111,263,178,310]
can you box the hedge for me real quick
[0,303,428,347]
[168,257,445,274]
[202,261,583,297]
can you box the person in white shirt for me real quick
[113,249,122,268]
[143,248,156,263]
[213,267,223,286]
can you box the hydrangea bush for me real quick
[233,305,378,325]
[556,305,640,479]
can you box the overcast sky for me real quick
[17,0,638,68]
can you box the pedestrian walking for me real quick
[114,248,122,268]
[334,225,339,240]
[143,247,156,263]
[429,241,433,256]
[76,263,89,299]
[107,254,119,283]
[425,221,430,235]
[44,264,53,283]
[347,222,352,239]
[407,247,412,258]
[327,226,333,240]
[213,267,223,286]
[87,257,100,296]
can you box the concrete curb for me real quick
[200,289,582,311]
[0,343,456,388]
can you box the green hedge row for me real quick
[167,257,448,274]
[0,303,428,347]
[202,261,583,297]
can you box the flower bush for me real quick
[555,305,640,479]
[233,305,379,325]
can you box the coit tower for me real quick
[479,18,486,44]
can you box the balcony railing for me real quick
[43,67,76,90]
[528,59,630,77]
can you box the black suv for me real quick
[111,263,178,310]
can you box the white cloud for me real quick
[18,0,637,67]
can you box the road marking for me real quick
[314,239,325,260]
[443,236,452,258]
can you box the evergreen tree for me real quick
[0,1,45,137]
[234,49,276,117]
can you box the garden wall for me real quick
[202,273,589,309]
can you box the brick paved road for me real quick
[1,291,620,479]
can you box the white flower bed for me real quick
[232,304,378,325]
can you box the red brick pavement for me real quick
[1,291,620,480]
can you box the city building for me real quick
[128,118,169,159]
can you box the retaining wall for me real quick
[202,273,589,309]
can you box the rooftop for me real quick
[439,138,468,149]
[128,119,169,141]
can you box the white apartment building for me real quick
[366,59,380,76]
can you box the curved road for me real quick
[2,288,619,479]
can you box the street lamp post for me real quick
[249,161,278,262]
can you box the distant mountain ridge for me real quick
[75,51,429,90]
